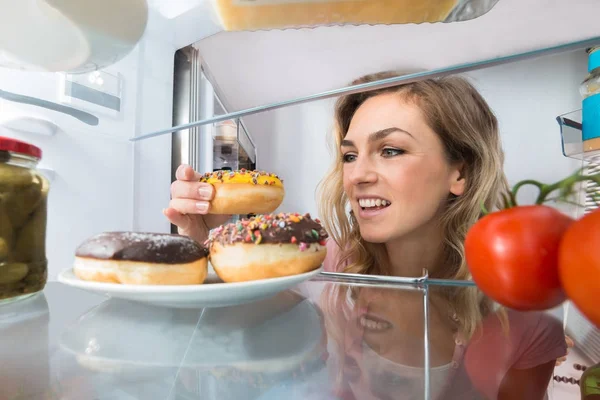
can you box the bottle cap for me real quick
[589,47,600,72]
[0,136,42,159]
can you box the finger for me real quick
[169,198,210,215]
[163,207,191,231]
[565,336,574,348]
[171,180,214,201]
[175,164,203,181]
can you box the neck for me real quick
[384,227,446,278]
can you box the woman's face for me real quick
[341,93,465,244]
[340,287,457,400]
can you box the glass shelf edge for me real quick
[316,271,477,288]
[133,36,600,142]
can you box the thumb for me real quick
[163,207,191,232]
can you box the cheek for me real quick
[342,165,353,192]
[389,160,450,197]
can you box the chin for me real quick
[357,227,391,244]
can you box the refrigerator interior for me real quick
[0,1,599,398]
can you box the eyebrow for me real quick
[340,127,413,147]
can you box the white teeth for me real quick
[359,316,391,331]
[358,198,390,208]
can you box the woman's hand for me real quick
[163,164,231,244]
[555,335,574,366]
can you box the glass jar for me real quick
[0,136,49,304]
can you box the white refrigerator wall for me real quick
[244,49,586,218]
[0,10,176,280]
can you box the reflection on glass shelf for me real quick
[3,280,598,399]
[38,278,591,400]
[133,36,600,143]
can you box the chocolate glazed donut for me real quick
[206,213,328,282]
[74,232,209,285]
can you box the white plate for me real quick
[57,266,322,309]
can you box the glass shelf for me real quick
[13,280,583,400]
[133,36,600,143]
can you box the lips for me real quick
[355,196,392,219]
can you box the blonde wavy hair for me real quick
[317,71,510,338]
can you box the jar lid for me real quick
[0,136,42,159]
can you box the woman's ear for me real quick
[449,163,466,196]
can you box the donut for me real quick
[206,213,328,282]
[74,232,208,285]
[199,169,284,215]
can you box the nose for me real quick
[348,155,378,186]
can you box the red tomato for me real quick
[559,208,600,328]
[465,205,573,311]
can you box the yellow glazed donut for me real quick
[200,169,284,215]
[206,213,328,283]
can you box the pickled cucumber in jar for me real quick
[0,137,49,303]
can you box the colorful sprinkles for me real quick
[199,169,283,186]
[207,212,328,252]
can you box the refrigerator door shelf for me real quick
[1,116,59,137]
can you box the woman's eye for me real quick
[342,153,357,163]
[382,148,404,157]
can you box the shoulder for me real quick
[464,309,566,398]
[465,309,567,370]
[505,309,567,369]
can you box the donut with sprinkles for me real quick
[206,212,328,282]
[199,169,284,215]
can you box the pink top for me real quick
[323,239,345,273]
[320,239,568,399]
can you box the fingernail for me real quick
[198,187,212,198]
[196,202,208,212]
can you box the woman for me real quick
[164,72,567,399]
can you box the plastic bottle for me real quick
[581,47,600,155]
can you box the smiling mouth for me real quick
[358,314,393,332]
[358,198,392,211]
